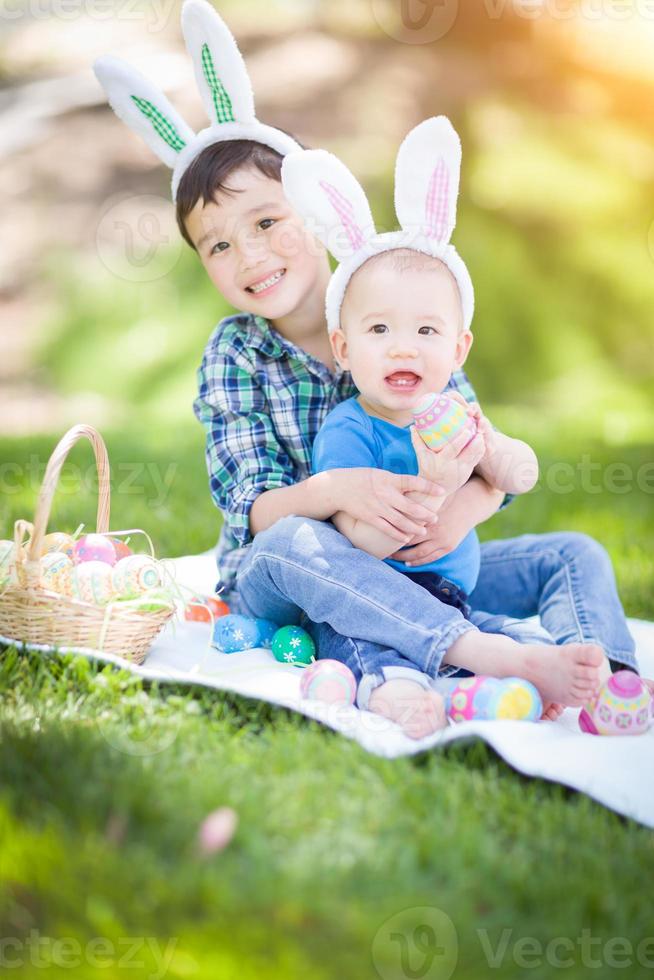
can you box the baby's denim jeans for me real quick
[230,516,638,709]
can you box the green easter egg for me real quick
[271,625,316,667]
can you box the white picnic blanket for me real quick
[6,551,652,828]
[138,552,654,829]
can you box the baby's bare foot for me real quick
[368,678,447,739]
[523,643,604,707]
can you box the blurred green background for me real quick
[1,0,653,555]
[1,3,654,978]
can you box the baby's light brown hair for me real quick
[340,248,465,334]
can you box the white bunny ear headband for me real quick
[281,116,474,335]
[93,0,301,201]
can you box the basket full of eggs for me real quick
[0,424,176,664]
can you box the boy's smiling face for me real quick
[332,251,473,427]
[185,166,327,323]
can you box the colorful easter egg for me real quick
[212,614,260,653]
[271,625,316,667]
[40,551,74,595]
[41,532,76,558]
[579,670,652,736]
[412,392,477,452]
[111,555,162,598]
[300,659,357,705]
[71,560,115,604]
[442,675,542,723]
[254,618,278,649]
[493,678,542,722]
[73,533,118,566]
[184,595,230,623]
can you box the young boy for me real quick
[96,1,642,740]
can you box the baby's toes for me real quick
[578,644,605,667]
[541,702,564,722]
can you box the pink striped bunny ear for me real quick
[281,149,375,261]
[394,116,462,245]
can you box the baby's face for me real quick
[333,256,472,425]
[186,167,328,323]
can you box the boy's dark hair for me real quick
[176,138,294,250]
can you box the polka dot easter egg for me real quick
[71,561,115,604]
[271,625,316,667]
[73,533,118,566]
[112,555,162,598]
[412,392,477,452]
[300,659,357,705]
[444,675,542,723]
[212,614,260,653]
[579,670,652,736]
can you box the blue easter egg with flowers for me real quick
[212,614,260,653]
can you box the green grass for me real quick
[1,428,653,979]
[3,87,654,980]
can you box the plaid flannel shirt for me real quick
[193,313,510,604]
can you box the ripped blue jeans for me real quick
[230,516,638,709]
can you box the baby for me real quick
[282,116,605,736]
[311,245,538,602]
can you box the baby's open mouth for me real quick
[246,269,286,294]
[385,371,421,390]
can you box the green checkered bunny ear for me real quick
[93,56,195,169]
[182,0,256,127]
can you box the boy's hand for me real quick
[391,492,474,564]
[409,422,485,496]
[389,476,504,565]
[329,467,445,543]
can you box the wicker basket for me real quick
[0,424,176,665]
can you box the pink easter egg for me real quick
[447,675,489,722]
[579,670,651,736]
[73,534,118,566]
[412,392,477,452]
[299,659,357,705]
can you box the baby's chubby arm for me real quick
[460,399,539,494]
[329,422,485,560]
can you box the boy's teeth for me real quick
[249,270,285,293]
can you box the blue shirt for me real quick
[311,396,481,594]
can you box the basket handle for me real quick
[25,424,111,565]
